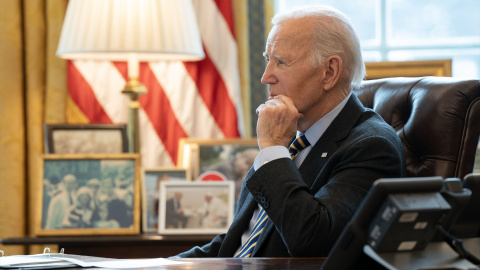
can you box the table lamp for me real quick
[56,0,205,153]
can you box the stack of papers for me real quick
[0,253,190,269]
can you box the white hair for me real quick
[271,5,365,89]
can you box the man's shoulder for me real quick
[356,109,397,136]
[344,109,404,155]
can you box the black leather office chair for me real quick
[353,76,480,179]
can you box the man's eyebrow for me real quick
[262,52,288,63]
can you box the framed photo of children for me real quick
[159,181,235,235]
[177,138,259,200]
[44,123,128,154]
[141,167,190,233]
[36,154,141,236]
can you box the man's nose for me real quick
[261,63,275,85]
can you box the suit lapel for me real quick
[299,94,365,187]
[302,94,365,186]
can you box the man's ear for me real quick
[323,55,342,91]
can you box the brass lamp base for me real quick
[121,77,147,153]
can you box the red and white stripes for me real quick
[67,0,242,167]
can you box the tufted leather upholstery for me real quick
[353,76,480,179]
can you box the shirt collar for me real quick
[301,92,352,147]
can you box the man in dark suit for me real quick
[174,5,405,257]
[165,192,188,228]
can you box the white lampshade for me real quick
[56,0,205,62]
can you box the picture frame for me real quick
[36,153,141,236]
[158,181,235,235]
[177,138,259,200]
[364,59,452,80]
[141,167,190,233]
[44,123,128,154]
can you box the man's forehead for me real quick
[266,23,311,52]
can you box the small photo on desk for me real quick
[36,154,141,236]
[141,167,189,233]
[159,181,235,235]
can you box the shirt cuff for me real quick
[253,146,290,171]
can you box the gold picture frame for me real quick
[36,153,141,236]
[365,59,452,80]
[141,167,190,233]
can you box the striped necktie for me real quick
[234,134,311,258]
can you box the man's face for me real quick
[261,18,327,125]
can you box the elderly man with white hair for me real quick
[173,5,405,258]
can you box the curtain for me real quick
[0,0,72,255]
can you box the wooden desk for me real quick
[59,258,326,270]
[0,235,214,258]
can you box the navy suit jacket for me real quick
[176,93,406,257]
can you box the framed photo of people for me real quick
[36,154,141,236]
[44,123,128,154]
[141,167,190,233]
[158,181,235,235]
[177,138,259,200]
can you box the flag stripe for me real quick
[66,0,243,168]
[109,59,176,166]
[138,108,175,167]
[184,54,240,138]
[213,0,235,38]
[139,63,188,165]
[73,60,129,123]
[149,61,223,139]
[67,61,112,123]
[192,0,243,136]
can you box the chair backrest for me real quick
[353,76,480,179]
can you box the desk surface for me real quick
[2,237,479,269]
[67,258,326,270]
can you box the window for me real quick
[275,0,480,79]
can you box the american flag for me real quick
[66,0,243,168]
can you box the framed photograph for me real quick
[36,154,141,236]
[141,167,190,233]
[159,181,235,235]
[177,138,259,200]
[44,123,128,154]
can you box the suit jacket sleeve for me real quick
[173,233,226,257]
